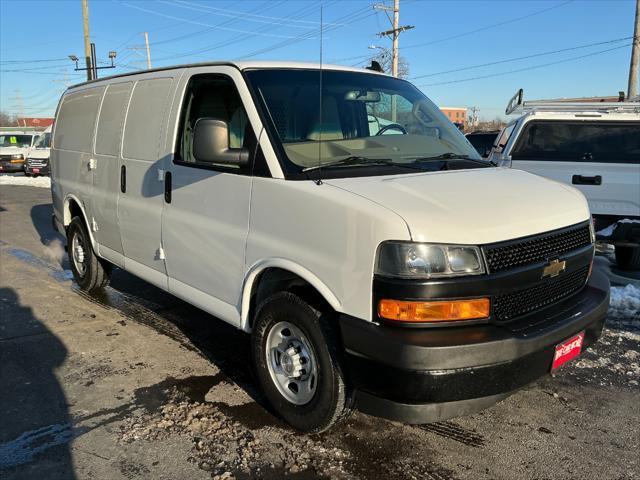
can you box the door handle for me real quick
[120,165,126,193]
[164,171,172,204]
[572,174,601,185]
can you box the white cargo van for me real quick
[24,125,52,176]
[51,62,609,433]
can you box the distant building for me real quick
[15,117,54,129]
[440,107,467,126]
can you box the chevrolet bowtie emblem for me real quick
[542,259,566,278]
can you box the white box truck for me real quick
[51,62,609,432]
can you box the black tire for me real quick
[615,246,640,270]
[67,216,111,291]
[251,292,353,433]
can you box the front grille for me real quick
[493,266,589,323]
[483,223,591,273]
[27,158,47,167]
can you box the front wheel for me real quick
[251,292,353,433]
[615,245,640,270]
[67,217,111,291]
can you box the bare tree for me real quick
[369,52,410,78]
[0,111,17,127]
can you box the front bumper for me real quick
[0,160,25,172]
[340,268,610,424]
[24,165,50,175]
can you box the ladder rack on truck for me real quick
[505,89,640,115]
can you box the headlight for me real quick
[375,242,485,279]
[589,216,596,243]
[10,154,23,160]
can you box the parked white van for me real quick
[0,131,39,173]
[25,125,52,176]
[492,90,640,269]
[51,62,609,433]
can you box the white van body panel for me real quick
[118,72,181,279]
[245,177,411,325]
[325,168,590,244]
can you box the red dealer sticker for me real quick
[552,331,585,370]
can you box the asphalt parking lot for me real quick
[1,183,639,480]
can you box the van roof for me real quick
[68,60,385,90]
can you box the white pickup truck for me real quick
[490,90,640,269]
[51,62,609,432]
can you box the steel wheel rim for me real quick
[265,321,318,405]
[71,231,87,278]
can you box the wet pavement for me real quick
[1,184,639,479]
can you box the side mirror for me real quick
[193,118,249,166]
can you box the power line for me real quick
[162,0,336,28]
[239,5,375,60]
[147,1,331,63]
[403,0,574,50]
[0,58,68,65]
[417,43,630,87]
[143,0,285,48]
[120,1,310,40]
[411,36,633,80]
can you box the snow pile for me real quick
[608,284,640,320]
[0,174,51,189]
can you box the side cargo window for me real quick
[175,74,268,176]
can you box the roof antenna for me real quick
[315,4,324,186]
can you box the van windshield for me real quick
[0,134,33,148]
[34,133,51,149]
[246,69,485,178]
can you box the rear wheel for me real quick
[251,292,353,433]
[615,246,640,270]
[67,217,111,291]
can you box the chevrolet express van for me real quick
[51,62,610,433]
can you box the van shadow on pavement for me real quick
[0,288,76,479]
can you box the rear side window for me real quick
[123,78,173,161]
[511,121,640,163]
[95,82,132,156]
[54,87,105,152]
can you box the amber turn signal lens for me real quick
[378,298,490,323]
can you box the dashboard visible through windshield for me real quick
[245,69,486,179]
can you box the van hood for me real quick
[27,148,50,159]
[325,167,590,245]
[0,146,29,154]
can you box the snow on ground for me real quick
[608,284,640,320]
[0,174,51,189]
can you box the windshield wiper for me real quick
[413,152,496,167]
[302,156,426,173]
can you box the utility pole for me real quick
[375,0,414,77]
[375,0,414,121]
[392,0,399,78]
[144,32,152,70]
[81,0,93,81]
[9,90,25,121]
[628,0,640,99]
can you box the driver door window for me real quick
[175,74,250,172]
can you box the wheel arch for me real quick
[240,259,342,332]
[63,194,98,250]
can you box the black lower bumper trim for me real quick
[340,269,609,421]
[356,390,510,425]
